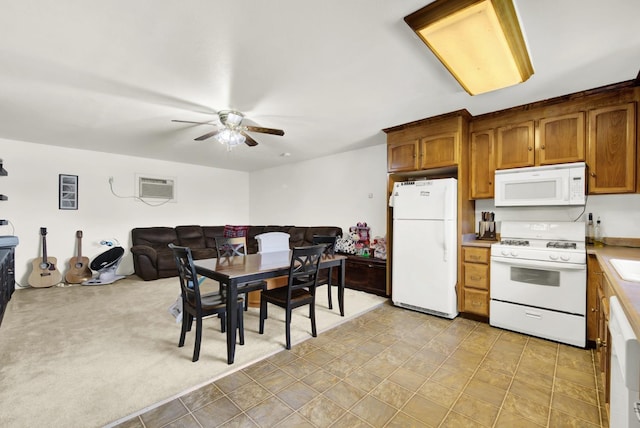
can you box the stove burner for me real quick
[546,241,577,249]
[500,239,529,246]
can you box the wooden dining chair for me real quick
[169,243,244,362]
[259,245,324,349]
[312,235,337,310]
[214,236,268,311]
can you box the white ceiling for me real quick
[1,0,639,172]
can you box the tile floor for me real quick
[115,302,607,427]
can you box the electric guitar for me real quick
[28,227,63,288]
[65,230,92,284]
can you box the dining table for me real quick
[194,250,347,364]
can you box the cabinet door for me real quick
[463,247,490,264]
[387,139,419,172]
[419,133,459,169]
[495,121,535,169]
[463,288,489,316]
[538,112,585,165]
[343,257,387,296]
[587,103,636,194]
[586,254,602,344]
[464,263,489,290]
[470,130,495,199]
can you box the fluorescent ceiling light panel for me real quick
[405,0,534,95]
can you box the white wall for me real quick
[249,144,388,240]
[476,193,640,238]
[0,138,249,284]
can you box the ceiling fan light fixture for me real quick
[405,0,534,95]
[221,110,244,127]
[214,128,246,151]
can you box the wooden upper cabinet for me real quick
[495,121,535,169]
[387,139,419,172]
[538,112,585,165]
[419,132,459,169]
[470,129,495,199]
[587,103,636,194]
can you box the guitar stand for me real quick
[82,246,125,286]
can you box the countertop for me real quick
[461,236,497,248]
[588,245,640,339]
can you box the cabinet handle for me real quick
[470,275,482,280]
[590,172,596,177]
[541,145,545,149]
[528,146,533,151]
[591,307,598,312]
[472,301,482,306]
[596,337,607,347]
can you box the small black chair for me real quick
[259,245,324,350]
[214,236,268,311]
[312,235,338,310]
[169,243,244,362]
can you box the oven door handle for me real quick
[491,257,586,271]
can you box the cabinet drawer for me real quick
[464,263,489,290]
[464,288,489,316]
[463,247,489,264]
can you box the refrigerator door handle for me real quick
[442,185,449,262]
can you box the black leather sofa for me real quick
[130,225,342,281]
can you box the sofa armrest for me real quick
[131,245,158,264]
[131,245,160,281]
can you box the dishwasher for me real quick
[609,296,640,428]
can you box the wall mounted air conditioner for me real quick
[135,174,177,202]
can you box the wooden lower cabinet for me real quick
[334,254,387,296]
[461,246,490,318]
[587,254,602,344]
[589,254,612,418]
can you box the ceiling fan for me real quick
[172,110,284,148]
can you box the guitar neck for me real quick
[41,227,48,263]
[76,230,84,258]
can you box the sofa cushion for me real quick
[176,225,206,249]
[131,227,177,251]
[202,226,225,250]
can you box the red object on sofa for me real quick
[223,225,249,238]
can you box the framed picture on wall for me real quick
[59,174,78,210]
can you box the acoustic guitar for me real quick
[65,230,93,284]
[28,227,63,288]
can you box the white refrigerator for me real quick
[391,178,458,319]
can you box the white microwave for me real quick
[494,162,586,207]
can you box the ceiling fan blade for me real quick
[172,119,216,125]
[244,125,285,136]
[240,131,258,147]
[194,130,219,141]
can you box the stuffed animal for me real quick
[372,236,387,260]
[335,231,359,254]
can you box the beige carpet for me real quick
[0,276,386,428]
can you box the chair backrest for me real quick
[255,232,290,254]
[287,245,324,294]
[168,243,203,310]
[215,236,247,257]
[311,235,337,256]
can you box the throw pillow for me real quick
[223,225,249,238]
